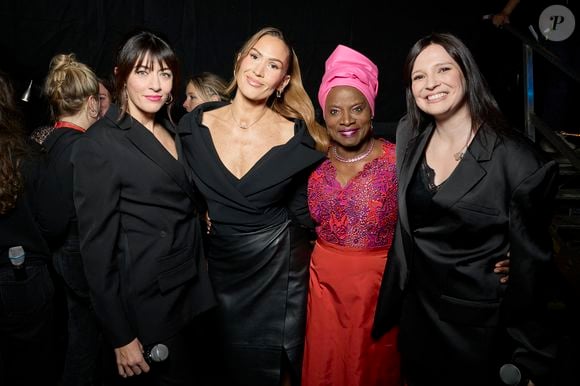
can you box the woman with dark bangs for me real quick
[72,30,215,385]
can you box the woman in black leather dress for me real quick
[178,27,327,386]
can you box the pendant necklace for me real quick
[332,139,375,163]
[231,106,268,129]
[453,131,475,161]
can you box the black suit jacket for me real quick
[72,104,215,348]
[373,116,559,384]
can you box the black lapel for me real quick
[398,124,433,235]
[123,114,197,202]
[432,127,495,209]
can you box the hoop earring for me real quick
[165,93,173,105]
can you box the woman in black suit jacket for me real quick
[72,30,215,385]
[372,33,559,386]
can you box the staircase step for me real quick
[553,215,580,229]
[556,189,580,201]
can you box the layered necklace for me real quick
[332,139,375,163]
[230,106,268,129]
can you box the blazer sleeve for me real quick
[372,115,413,339]
[372,218,406,339]
[72,135,135,348]
[503,159,559,384]
[286,166,318,233]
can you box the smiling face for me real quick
[125,52,173,123]
[235,34,290,102]
[324,85,373,150]
[410,43,468,120]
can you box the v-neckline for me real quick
[201,124,298,182]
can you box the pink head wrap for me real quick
[318,44,379,116]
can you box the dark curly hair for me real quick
[0,71,27,215]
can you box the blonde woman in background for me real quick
[182,71,228,112]
[34,53,102,386]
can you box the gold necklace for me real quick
[230,106,268,129]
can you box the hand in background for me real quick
[492,12,511,27]
[494,252,510,284]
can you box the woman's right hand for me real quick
[114,338,150,377]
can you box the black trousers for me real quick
[52,238,103,386]
[0,263,57,386]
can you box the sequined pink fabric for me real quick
[308,140,398,249]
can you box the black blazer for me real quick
[373,116,559,383]
[72,104,215,348]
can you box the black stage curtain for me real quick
[0,0,497,129]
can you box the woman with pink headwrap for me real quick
[301,45,402,386]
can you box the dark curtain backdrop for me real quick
[0,0,503,129]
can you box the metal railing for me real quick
[500,23,580,170]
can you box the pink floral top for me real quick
[308,139,398,249]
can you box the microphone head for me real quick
[499,363,522,385]
[149,343,169,362]
[8,246,25,266]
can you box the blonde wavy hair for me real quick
[226,27,329,151]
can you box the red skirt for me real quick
[302,239,401,386]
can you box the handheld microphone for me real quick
[8,246,27,281]
[144,343,169,364]
[500,363,529,385]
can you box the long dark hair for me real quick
[0,71,27,214]
[114,29,180,124]
[403,32,510,135]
